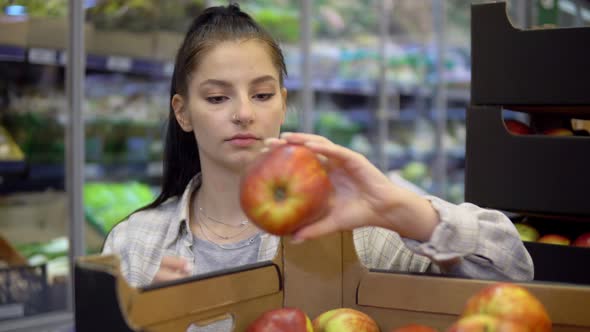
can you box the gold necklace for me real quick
[198,206,249,228]
[197,195,249,228]
[197,212,252,240]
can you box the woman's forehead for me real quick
[192,39,280,83]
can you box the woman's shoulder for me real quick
[106,196,182,244]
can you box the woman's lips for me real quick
[227,137,260,147]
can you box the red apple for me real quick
[391,324,438,332]
[240,143,332,235]
[461,283,551,332]
[313,308,380,332]
[246,307,313,332]
[537,234,570,245]
[542,128,573,136]
[446,314,531,332]
[572,232,590,247]
[504,120,533,135]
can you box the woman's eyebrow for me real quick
[200,79,232,88]
[250,75,277,85]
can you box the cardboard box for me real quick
[89,29,154,59]
[75,231,590,332]
[152,30,184,62]
[27,17,94,50]
[0,19,28,47]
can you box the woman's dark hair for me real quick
[139,3,288,211]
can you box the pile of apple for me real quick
[514,223,590,247]
[246,283,551,332]
[504,119,587,136]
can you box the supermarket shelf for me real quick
[0,44,470,102]
[0,161,26,177]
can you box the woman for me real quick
[102,4,533,289]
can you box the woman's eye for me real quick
[206,96,228,104]
[253,93,275,101]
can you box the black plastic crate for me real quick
[523,242,590,285]
[471,2,590,106]
[0,264,49,321]
[465,106,590,217]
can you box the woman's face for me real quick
[173,39,287,173]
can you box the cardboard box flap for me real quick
[129,262,282,327]
[75,255,284,332]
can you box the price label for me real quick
[106,56,132,72]
[28,48,57,65]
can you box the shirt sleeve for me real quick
[101,221,132,283]
[401,195,534,281]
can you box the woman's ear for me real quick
[172,94,192,132]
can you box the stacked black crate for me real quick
[465,3,590,284]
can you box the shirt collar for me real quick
[163,173,202,248]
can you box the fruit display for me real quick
[513,219,590,248]
[245,283,551,332]
[240,144,332,236]
[84,181,155,236]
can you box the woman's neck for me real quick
[196,164,248,227]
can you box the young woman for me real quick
[102,4,533,289]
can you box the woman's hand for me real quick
[152,256,192,284]
[265,132,440,243]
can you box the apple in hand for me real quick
[240,143,332,236]
[537,234,570,245]
[513,223,540,242]
[504,120,533,135]
[246,307,313,332]
[461,283,551,332]
[313,308,380,332]
[572,232,590,247]
[446,314,530,332]
[391,324,438,332]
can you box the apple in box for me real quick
[446,314,530,332]
[392,324,438,332]
[573,232,590,247]
[537,234,570,246]
[246,307,313,332]
[240,144,332,235]
[543,128,574,136]
[504,119,533,135]
[313,308,380,332]
[460,283,551,332]
[513,223,539,242]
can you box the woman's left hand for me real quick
[264,132,440,243]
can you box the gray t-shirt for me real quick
[188,233,262,332]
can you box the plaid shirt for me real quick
[103,174,534,287]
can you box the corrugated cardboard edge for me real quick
[77,231,590,331]
[341,231,590,331]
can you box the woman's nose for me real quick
[232,96,255,125]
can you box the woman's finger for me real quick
[263,137,287,148]
[161,256,191,273]
[291,217,340,242]
[153,269,189,283]
[280,132,332,145]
